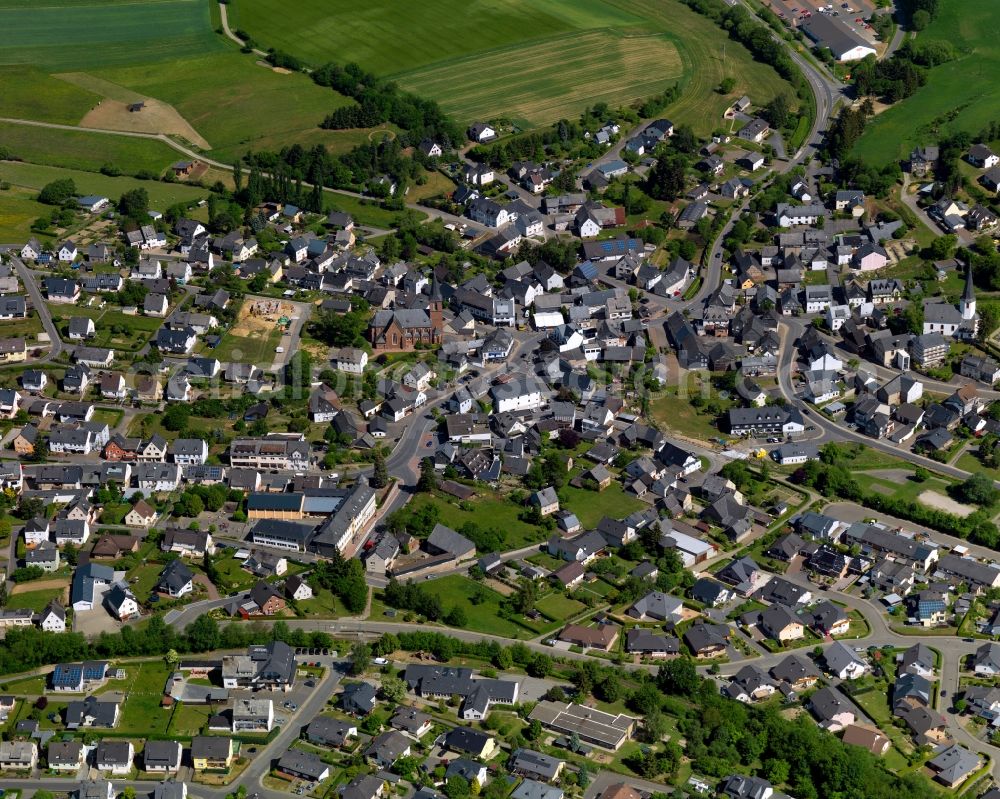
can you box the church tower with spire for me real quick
[961,263,976,321]
[428,272,444,335]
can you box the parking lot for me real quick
[761,0,881,46]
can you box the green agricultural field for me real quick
[853,0,1000,163]
[605,0,797,134]
[0,0,223,71]
[0,66,100,124]
[94,51,357,162]
[0,123,182,174]
[402,31,684,127]
[231,0,798,134]
[0,161,209,209]
[229,0,643,73]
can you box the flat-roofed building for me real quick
[528,701,637,750]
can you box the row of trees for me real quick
[0,615,330,681]
[313,61,462,146]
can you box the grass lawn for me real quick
[560,483,646,530]
[117,661,174,735]
[166,702,212,737]
[296,588,351,618]
[204,327,283,364]
[956,451,1000,482]
[576,577,618,600]
[404,492,547,549]
[526,552,566,571]
[7,586,66,612]
[416,575,534,639]
[0,310,45,342]
[863,473,957,505]
[322,192,419,229]
[91,408,123,428]
[212,554,258,593]
[127,562,165,600]
[851,688,914,755]
[0,122,183,174]
[127,409,233,441]
[0,161,209,209]
[853,0,1000,163]
[408,170,457,203]
[535,591,587,622]
[2,674,45,694]
[92,310,164,350]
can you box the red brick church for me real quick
[368,277,444,352]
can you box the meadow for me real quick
[0,66,100,124]
[0,0,223,71]
[0,161,210,209]
[0,187,51,242]
[0,123,181,174]
[93,52,358,162]
[853,0,1000,164]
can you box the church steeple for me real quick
[428,272,443,333]
[961,262,976,321]
[429,272,443,303]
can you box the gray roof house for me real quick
[626,590,684,623]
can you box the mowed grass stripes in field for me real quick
[400,31,684,127]
[229,0,645,73]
